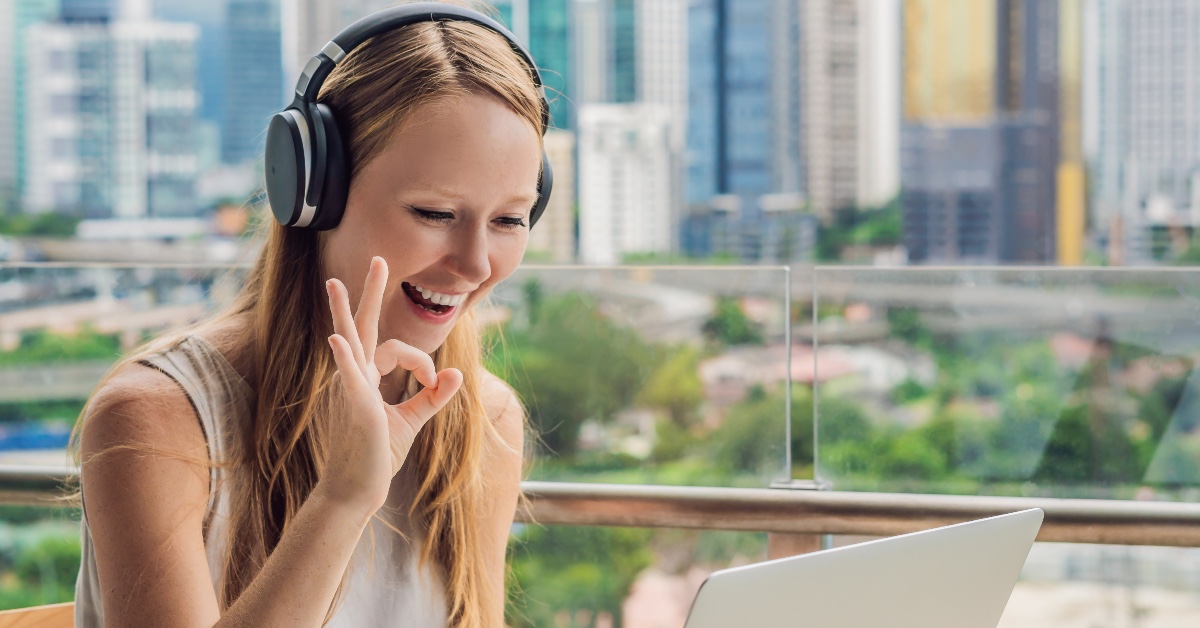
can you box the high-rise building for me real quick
[800,0,860,219]
[112,21,201,217]
[24,19,199,218]
[528,0,572,129]
[6,0,62,209]
[525,129,576,262]
[60,0,113,22]
[856,0,901,209]
[686,0,774,205]
[636,0,688,251]
[1084,0,1200,265]
[572,0,636,105]
[1126,0,1200,214]
[901,0,1061,264]
[23,23,112,216]
[578,103,673,264]
[222,0,283,165]
[0,5,15,209]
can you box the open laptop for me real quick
[684,508,1043,628]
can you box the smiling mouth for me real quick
[402,281,455,314]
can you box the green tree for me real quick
[508,526,653,628]
[637,346,704,429]
[491,294,656,457]
[702,297,763,346]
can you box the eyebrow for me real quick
[409,184,539,208]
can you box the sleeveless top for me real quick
[74,335,449,627]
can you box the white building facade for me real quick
[578,103,673,264]
[24,20,199,218]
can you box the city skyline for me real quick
[2,0,1198,267]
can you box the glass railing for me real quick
[3,262,1200,625]
[810,265,1200,626]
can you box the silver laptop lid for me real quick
[684,508,1044,628]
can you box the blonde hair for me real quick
[72,2,544,625]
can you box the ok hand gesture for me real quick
[320,256,463,514]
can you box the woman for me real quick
[72,2,546,626]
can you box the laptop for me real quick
[684,508,1044,628]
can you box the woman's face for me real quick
[322,92,541,354]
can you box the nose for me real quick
[447,220,491,285]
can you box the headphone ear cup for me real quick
[309,103,350,230]
[529,151,554,228]
[264,110,308,227]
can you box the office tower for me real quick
[686,0,774,205]
[112,22,201,217]
[60,0,113,22]
[1085,0,1200,265]
[7,0,62,209]
[525,129,576,263]
[1083,0,1128,241]
[0,5,15,209]
[1126,1,1200,215]
[636,0,688,252]
[578,103,673,264]
[23,23,112,216]
[901,0,1060,264]
[572,0,636,105]
[856,0,900,209]
[800,0,860,219]
[528,0,572,129]
[1058,0,1084,265]
[222,0,283,164]
[24,20,200,217]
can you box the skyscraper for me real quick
[525,129,576,262]
[6,0,62,209]
[60,0,113,22]
[578,103,673,264]
[800,0,860,219]
[856,0,901,209]
[24,19,200,217]
[23,22,111,216]
[528,0,573,129]
[222,0,283,164]
[901,0,1061,264]
[111,21,201,217]
[572,0,636,106]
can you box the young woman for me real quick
[72,2,548,626]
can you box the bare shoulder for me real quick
[78,362,221,624]
[478,370,524,451]
[82,360,206,457]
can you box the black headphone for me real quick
[264,2,554,231]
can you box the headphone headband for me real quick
[266,2,554,230]
[292,3,548,127]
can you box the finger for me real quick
[328,334,369,395]
[326,278,367,371]
[373,339,437,388]
[354,257,388,364]
[391,367,463,427]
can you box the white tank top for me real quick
[74,335,449,627]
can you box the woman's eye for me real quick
[496,216,528,229]
[411,207,454,223]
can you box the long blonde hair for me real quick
[73,2,544,625]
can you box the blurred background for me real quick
[3,1,1200,627]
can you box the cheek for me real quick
[485,234,529,283]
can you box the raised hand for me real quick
[319,256,463,514]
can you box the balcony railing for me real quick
[7,466,1200,548]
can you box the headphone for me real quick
[264,2,554,231]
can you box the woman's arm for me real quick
[82,366,378,628]
[479,374,526,623]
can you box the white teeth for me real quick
[409,283,464,308]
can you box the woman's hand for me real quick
[319,256,463,515]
